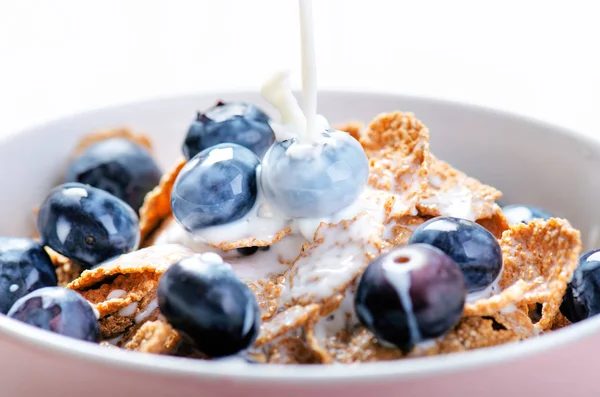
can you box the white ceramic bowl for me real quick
[1,91,600,397]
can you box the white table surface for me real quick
[1,0,599,138]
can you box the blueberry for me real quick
[171,144,259,232]
[561,249,600,322]
[260,130,369,218]
[183,101,275,160]
[157,253,260,357]
[0,238,57,314]
[355,244,466,351]
[502,204,552,225]
[37,183,140,267]
[408,217,502,293]
[7,286,100,342]
[66,138,161,212]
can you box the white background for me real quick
[1,0,599,137]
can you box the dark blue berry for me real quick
[561,249,600,322]
[171,144,259,232]
[355,244,466,351]
[408,217,502,293]
[0,237,57,314]
[157,254,260,357]
[7,287,100,342]
[183,101,275,160]
[66,138,161,212]
[37,183,140,267]
[260,130,369,217]
[502,204,552,225]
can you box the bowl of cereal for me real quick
[0,87,599,397]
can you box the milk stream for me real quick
[298,0,318,144]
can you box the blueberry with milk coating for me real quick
[408,217,502,293]
[157,253,260,357]
[171,143,259,232]
[502,204,552,225]
[66,138,161,212]
[0,237,57,314]
[37,183,140,267]
[260,130,369,218]
[355,244,466,351]
[561,249,600,322]
[8,287,100,342]
[183,101,275,160]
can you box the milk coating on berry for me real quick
[381,258,423,344]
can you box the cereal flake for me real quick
[284,213,384,313]
[417,156,501,221]
[324,317,519,363]
[360,112,431,218]
[254,304,320,347]
[335,121,363,141]
[68,244,192,291]
[465,218,581,334]
[247,275,287,320]
[139,158,187,242]
[123,320,180,354]
[477,206,510,239]
[45,247,83,286]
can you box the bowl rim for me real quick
[3,89,600,383]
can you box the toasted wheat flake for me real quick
[255,304,320,347]
[361,112,431,218]
[139,158,187,242]
[417,156,501,221]
[123,320,180,354]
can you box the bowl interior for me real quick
[2,91,600,379]
[7,91,600,247]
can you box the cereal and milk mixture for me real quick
[2,0,598,368]
[9,86,588,365]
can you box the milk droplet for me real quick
[118,302,138,317]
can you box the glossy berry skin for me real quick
[260,130,369,218]
[7,287,100,342]
[171,144,259,232]
[66,138,161,212]
[0,238,57,314]
[502,204,552,225]
[408,217,502,293]
[355,244,466,351]
[157,254,260,357]
[183,102,275,160]
[37,183,140,267]
[561,249,600,322]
